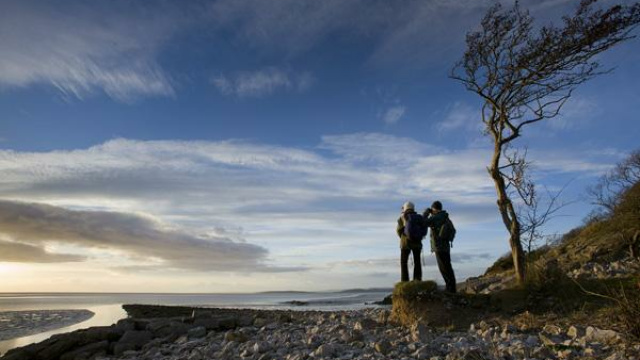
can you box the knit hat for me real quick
[402,201,415,212]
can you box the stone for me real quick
[353,318,377,331]
[539,333,564,346]
[193,317,221,330]
[567,325,586,339]
[411,323,431,343]
[543,324,563,335]
[557,349,574,359]
[314,343,337,357]
[253,341,271,354]
[374,340,391,355]
[224,330,249,343]
[254,317,269,328]
[59,340,109,360]
[604,353,627,360]
[188,326,207,339]
[218,316,238,330]
[585,326,622,344]
[147,319,190,338]
[113,330,153,355]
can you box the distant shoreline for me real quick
[0,310,94,341]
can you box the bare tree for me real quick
[519,183,573,253]
[588,149,640,215]
[451,0,640,283]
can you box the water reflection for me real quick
[0,304,126,356]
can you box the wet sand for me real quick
[0,309,94,341]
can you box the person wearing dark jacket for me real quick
[423,201,456,293]
[396,201,423,282]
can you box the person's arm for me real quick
[422,209,434,226]
[396,216,405,238]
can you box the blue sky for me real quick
[0,0,638,293]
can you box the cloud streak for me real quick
[212,68,313,97]
[0,199,284,272]
[0,0,179,101]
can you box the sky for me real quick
[0,0,638,293]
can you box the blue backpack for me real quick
[404,213,427,241]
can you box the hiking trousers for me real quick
[400,248,422,282]
[435,250,456,293]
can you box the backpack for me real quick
[438,217,456,246]
[404,212,427,241]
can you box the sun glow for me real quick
[0,262,21,274]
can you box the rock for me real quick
[59,341,109,360]
[543,324,563,335]
[604,353,627,360]
[412,346,431,360]
[461,349,485,360]
[314,343,338,357]
[557,349,574,359]
[224,330,249,343]
[147,319,190,338]
[567,325,586,339]
[411,323,431,343]
[353,319,377,331]
[188,326,207,339]
[341,329,364,343]
[217,316,238,330]
[539,333,564,346]
[585,326,622,344]
[374,340,391,355]
[253,341,271,354]
[524,335,539,347]
[254,317,269,328]
[192,317,220,330]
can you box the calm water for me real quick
[0,290,390,355]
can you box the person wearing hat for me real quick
[423,200,457,293]
[396,201,426,282]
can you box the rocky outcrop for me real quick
[4,305,638,360]
[567,256,640,279]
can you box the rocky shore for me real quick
[2,305,638,360]
[0,310,95,341]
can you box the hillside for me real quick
[390,181,640,357]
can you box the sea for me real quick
[0,289,391,355]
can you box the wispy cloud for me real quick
[0,0,180,101]
[381,106,406,125]
[212,68,314,97]
[437,102,480,133]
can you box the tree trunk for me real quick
[489,143,527,284]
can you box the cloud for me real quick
[437,102,481,133]
[0,0,179,101]
[0,199,287,272]
[212,68,314,97]
[547,96,600,130]
[0,238,85,263]
[0,133,619,275]
[381,106,406,125]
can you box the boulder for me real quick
[59,341,109,360]
[113,330,153,355]
[585,326,622,344]
[187,326,207,339]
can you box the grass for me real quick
[392,280,438,298]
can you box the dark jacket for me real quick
[423,210,450,253]
[396,210,424,250]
